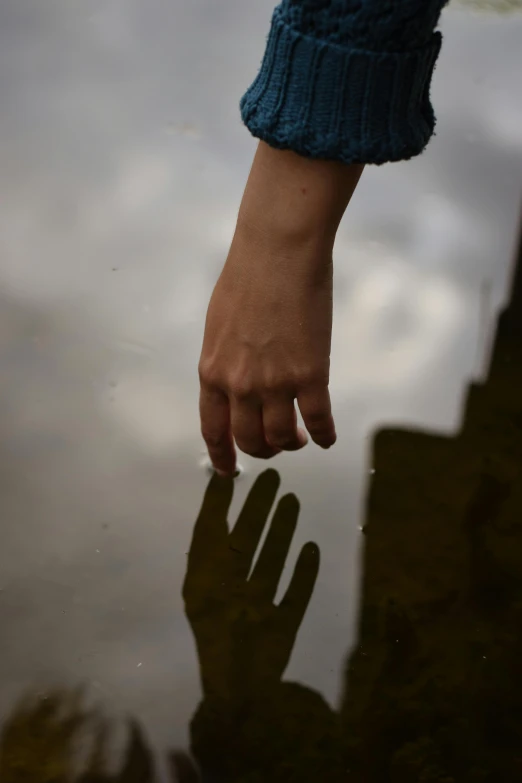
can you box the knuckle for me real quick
[229,384,253,400]
[228,373,255,400]
[198,358,220,387]
[293,366,327,388]
[262,373,293,395]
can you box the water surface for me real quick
[0,2,521,780]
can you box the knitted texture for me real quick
[241,1,449,165]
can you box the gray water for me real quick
[0,2,521,780]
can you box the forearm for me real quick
[236,141,363,258]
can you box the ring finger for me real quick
[263,396,308,451]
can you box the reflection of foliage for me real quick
[0,689,94,783]
[0,690,155,783]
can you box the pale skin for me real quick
[199,141,364,477]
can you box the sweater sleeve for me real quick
[240,1,450,165]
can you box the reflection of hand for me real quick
[182,469,344,781]
[183,468,319,703]
[167,751,200,783]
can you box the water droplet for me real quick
[199,454,244,479]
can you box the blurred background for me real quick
[0,1,521,780]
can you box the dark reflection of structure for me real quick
[339,225,522,782]
[2,230,521,781]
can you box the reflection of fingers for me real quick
[279,542,320,633]
[229,469,280,579]
[297,385,336,449]
[249,494,299,604]
[184,473,233,597]
[199,386,236,476]
[169,751,200,783]
[263,398,308,451]
[120,720,155,782]
[230,397,280,459]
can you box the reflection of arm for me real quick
[190,683,342,782]
[241,0,449,165]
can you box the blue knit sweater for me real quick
[241,0,449,165]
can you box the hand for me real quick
[182,468,320,703]
[199,142,363,477]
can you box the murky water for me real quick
[0,2,521,781]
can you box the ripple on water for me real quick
[199,453,245,480]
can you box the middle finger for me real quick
[230,395,280,459]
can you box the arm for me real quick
[199,1,449,477]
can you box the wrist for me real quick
[237,142,363,250]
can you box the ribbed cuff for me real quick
[240,10,442,165]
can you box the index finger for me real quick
[199,385,237,476]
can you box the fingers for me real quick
[168,752,200,783]
[297,384,337,449]
[229,396,280,460]
[199,385,236,476]
[183,471,234,601]
[120,720,155,782]
[279,541,320,634]
[228,469,280,580]
[262,397,308,451]
[200,379,335,476]
[187,473,233,562]
[249,493,300,604]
